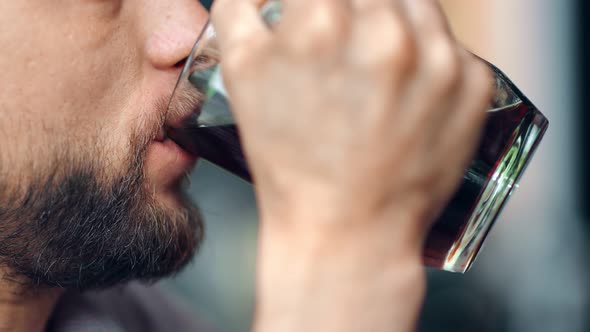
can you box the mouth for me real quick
[152,96,199,160]
[153,124,198,160]
[147,124,199,190]
[157,84,204,156]
[142,86,204,198]
[155,127,167,143]
[145,131,198,205]
[152,110,200,159]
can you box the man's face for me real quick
[0,0,208,289]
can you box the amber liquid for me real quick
[168,102,533,269]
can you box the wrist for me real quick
[253,207,427,332]
[252,246,425,332]
[257,194,429,259]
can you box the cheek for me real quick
[0,37,141,180]
[0,118,136,200]
[0,69,132,178]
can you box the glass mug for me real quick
[166,0,549,273]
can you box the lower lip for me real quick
[155,138,199,162]
[148,138,199,181]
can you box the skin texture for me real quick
[0,1,207,331]
[438,0,491,56]
[211,0,491,331]
[0,0,491,332]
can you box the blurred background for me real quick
[162,0,589,331]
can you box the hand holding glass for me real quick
[167,0,549,273]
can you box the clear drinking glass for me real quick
[167,0,549,273]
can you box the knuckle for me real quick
[427,40,461,92]
[470,64,495,114]
[221,37,269,77]
[209,0,228,20]
[410,0,448,34]
[391,28,418,69]
[285,33,334,58]
[282,3,348,57]
[223,49,258,77]
[355,11,417,71]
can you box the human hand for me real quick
[212,0,492,331]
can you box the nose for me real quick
[143,0,209,70]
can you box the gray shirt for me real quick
[48,282,210,332]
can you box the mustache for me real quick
[166,81,205,128]
[133,96,169,149]
[165,51,219,129]
[133,86,203,149]
[137,51,218,150]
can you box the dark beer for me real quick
[168,100,547,270]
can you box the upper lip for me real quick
[156,86,203,142]
[155,127,167,142]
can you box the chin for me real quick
[154,185,193,210]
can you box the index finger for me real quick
[210,0,271,55]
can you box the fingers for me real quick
[439,53,493,185]
[276,0,353,60]
[446,53,493,144]
[403,0,453,38]
[350,0,403,12]
[347,7,416,89]
[210,0,271,56]
[403,0,461,101]
[395,0,465,142]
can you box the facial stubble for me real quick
[0,102,203,291]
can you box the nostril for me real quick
[174,57,188,68]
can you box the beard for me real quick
[0,102,203,291]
